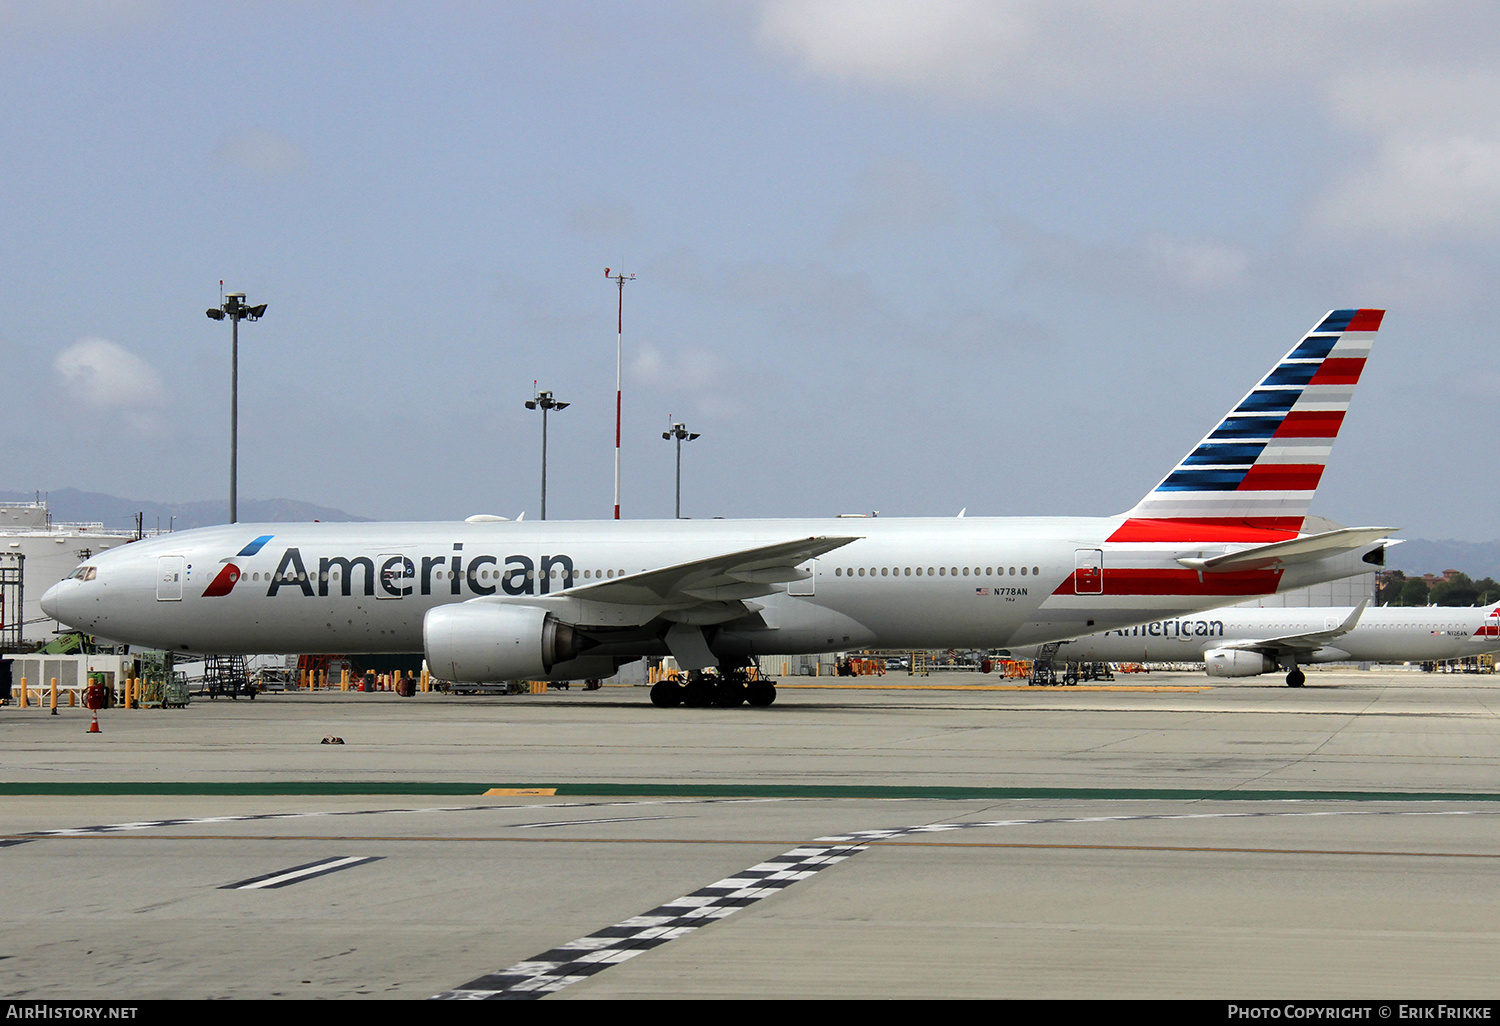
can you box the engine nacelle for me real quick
[424,603,586,682]
[1203,648,1277,678]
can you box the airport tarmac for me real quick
[4,668,1500,1000]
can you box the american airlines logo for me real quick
[206,540,581,599]
[201,535,275,597]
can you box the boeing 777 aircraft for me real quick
[42,309,1394,708]
[1015,602,1500,686]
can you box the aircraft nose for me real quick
[40,580,75,625]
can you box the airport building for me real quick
[0,501,142,646]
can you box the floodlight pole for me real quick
[662,421,700,520]
[205,289,267,524]
[526,388,569,520]
[606,269,635,519]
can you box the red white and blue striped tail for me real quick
[1117,309,1383,542]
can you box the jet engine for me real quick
[424,603,587,682]
[1203,648,1277,678]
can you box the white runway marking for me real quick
[223,855,384,890]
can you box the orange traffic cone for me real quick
[87,710,100,733]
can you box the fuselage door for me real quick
[1074,549,1103,595]
[157,556,184,601]
[378,553,413,599]
[787,559,816,596]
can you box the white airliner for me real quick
[41,309,1395,708]
[1014,602,1500,686]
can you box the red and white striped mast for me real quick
[605,268,634,520]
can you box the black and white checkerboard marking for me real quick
[431,807,1500,1000]
[9,797,1499,999]
[434,840,869,999]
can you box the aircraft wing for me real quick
[1219,600,1367,655]
[507,535,861,628]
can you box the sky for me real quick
[3,1,1499,540]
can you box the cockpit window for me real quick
[69,566,97,581]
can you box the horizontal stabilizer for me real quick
[1176,526,1395,573]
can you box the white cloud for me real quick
[756,0,1393,109]
[1312,70,1500,239]
[213,127,309,178]
[756,1,1500,243]
[630,343,739,417]
[53,337,166,432]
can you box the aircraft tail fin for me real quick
[1116,309,1383,541]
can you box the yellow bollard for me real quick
[341,668,349,692]
[18,677,26,709]
[50,677,58,715]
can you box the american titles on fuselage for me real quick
[196,542,1055,601]
[262,545,588,598]
[1104,618,1226,638]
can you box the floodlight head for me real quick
[525,401,537,410]
[206,309,226,320]
[554,402,569,411]
[246,303,267,319]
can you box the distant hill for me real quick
[0,488,373,532]
[1384,539,1500,581]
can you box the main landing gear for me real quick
[649,665,777,708]
[1285,667,1306,688]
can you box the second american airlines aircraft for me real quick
[1015,603,1500,687]
[42,309,1394,708]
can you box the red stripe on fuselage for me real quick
[1052,568,1284,596]
[1236,464,1324,491]
[1308,357,1366,386]
[1107,518,1302,543]
[1274,411,1345,438]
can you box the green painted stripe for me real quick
[2,781,1499,802]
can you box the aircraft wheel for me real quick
[713,680,747,707]
[681,675,715,708]
[746,680,777,707]
[1286,669,1306,688]
[650,680,683,707]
